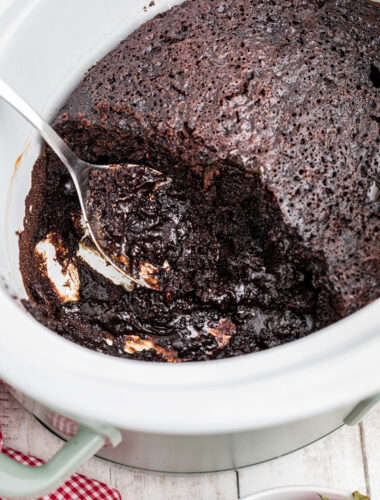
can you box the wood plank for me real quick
[109,466,238,500]
[357,403,380,499]
[0,382,238,500]
[238,423,367,498]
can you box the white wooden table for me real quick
[1,381,380,499]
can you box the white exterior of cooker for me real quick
[0,0,379,476]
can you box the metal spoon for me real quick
[0,77,159,289]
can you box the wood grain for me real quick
[238,422,367,498]
[356,405,380,499]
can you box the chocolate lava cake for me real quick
[19,0,380,362]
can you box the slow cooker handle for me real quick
[0,422,122,499]
[345,394,380,426]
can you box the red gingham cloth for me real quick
[0,425,122,500]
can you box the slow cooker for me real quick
[0,0,379,497]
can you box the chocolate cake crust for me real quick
[19,0,380,362]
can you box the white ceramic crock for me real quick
[0,0,379,496]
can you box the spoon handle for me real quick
[0,77,80,175]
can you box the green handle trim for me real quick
[344,394,380,426]
[0,423,122,499]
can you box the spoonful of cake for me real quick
[0,78,170,289]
